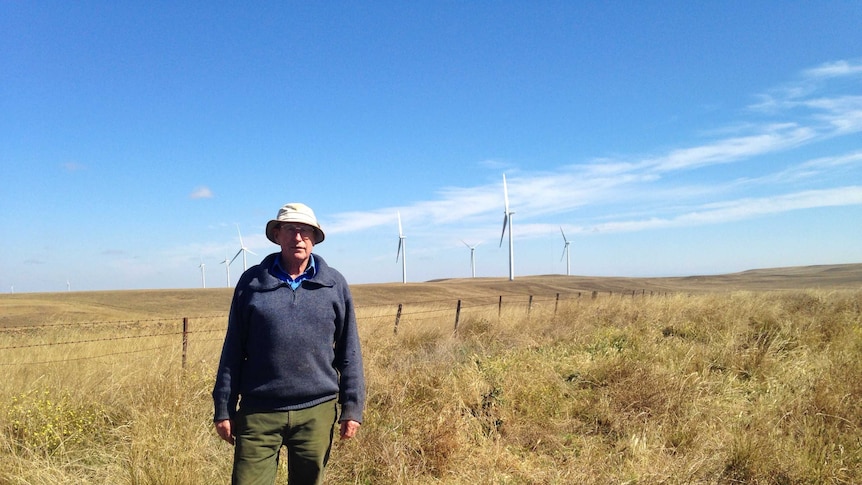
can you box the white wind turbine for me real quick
[198,259,207,288]
[230,224,256,272]
[560,227,572,276]
[396,211,407,284]
[220,255,231,287]
[499,174,515,281]
[461,240,481,278]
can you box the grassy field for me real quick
[1,264,860,483]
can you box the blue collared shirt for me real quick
[271,254,317,290]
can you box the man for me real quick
[212,203,365,485]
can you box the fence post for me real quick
[527,295,533,317]
[554,293,560,317]
[394,304,402,335]
[454,299,462,334]
[498,296,503,318]
[182,317,189,370]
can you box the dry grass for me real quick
[1,272,861,483]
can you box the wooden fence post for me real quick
[394,304,402,334]
[498,296,503,318]
[554,293,560,316]
[454,300,462,333]
[182,317,189,369]
[527,295,533,317]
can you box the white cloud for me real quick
[324,59,862,242]
[803,60,862,79]
[62,162,86,171]
[190,186,214,199]
[592,186,862,233]
[646,124,815,172]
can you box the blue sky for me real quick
[2,2,861,293]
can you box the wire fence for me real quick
[0,289,672,369]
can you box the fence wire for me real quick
[1,290,667,367]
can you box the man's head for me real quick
[266,203,324,267]
[265,203,325,245]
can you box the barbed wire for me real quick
[0,314,225,332]
[0,290,657,368]
[0,331,181,351]
[0,343,177,366]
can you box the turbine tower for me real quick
[230,224,257,272]
[560,227,572,276]
[396,211,407,284]
[499,174,515,281]
[220,255,231,287]
[461,240,481,278]
[198,259,207,288]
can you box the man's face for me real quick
[276,223,315,265]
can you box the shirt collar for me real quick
[272,253,316,286]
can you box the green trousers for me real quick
[232,400,337,485]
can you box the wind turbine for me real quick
[230,224,256,272]
[461,240,481,278]
[198,259,206,288]
[499,174,515,281]
[220,255,231,287]
[396,211,407,284]
[560,227,572,276]
[66,279,70,291]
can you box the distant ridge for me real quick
[353,263,862,306]
[2,263,860,327]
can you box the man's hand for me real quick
[339,420,360,440]
[215,419,235,445]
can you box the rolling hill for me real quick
[2,263,860,327]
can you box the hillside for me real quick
[2,263,860,327]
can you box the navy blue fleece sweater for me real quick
[212,252,365,423]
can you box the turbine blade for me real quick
[397,211,403,237]
[230,249,242,265]
[499,215,508,247]
[561,246,567,262]
[396,239,403,262]
[560,226,567,242]
[502,173,510,213]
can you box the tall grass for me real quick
[1,291,860,483]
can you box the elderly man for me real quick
[212,203,365,485]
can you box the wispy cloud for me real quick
[591,186,862,233]
[803,59,862,79]
[62,162,86,172]
[644,124,815,172]
[327,59,862,240]
[190,186,214,199]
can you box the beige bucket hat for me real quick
[265,203,325,244]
